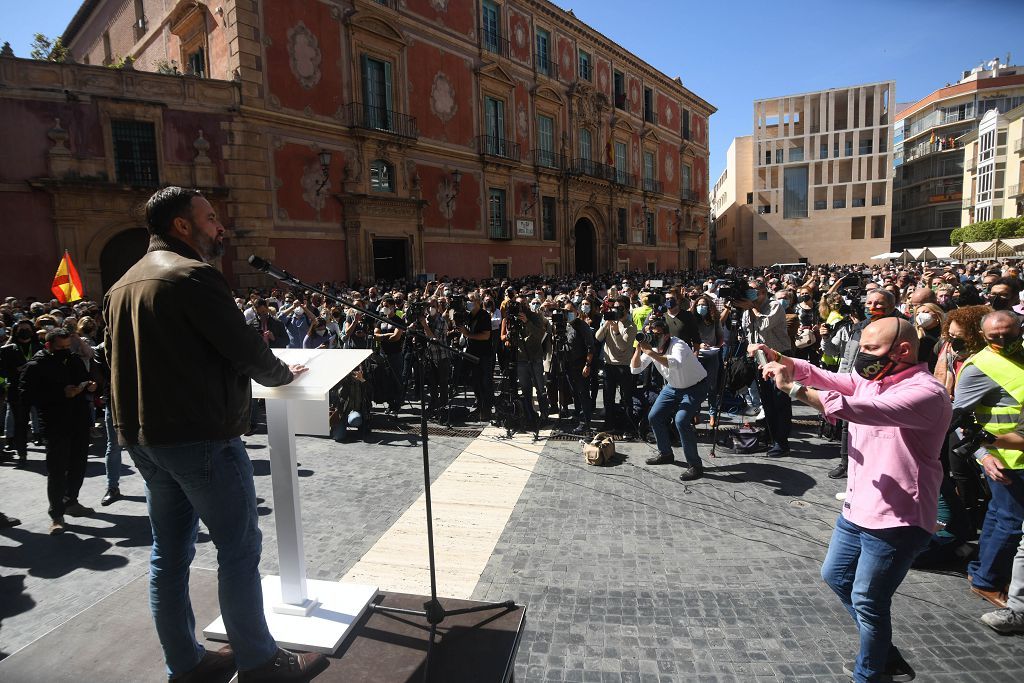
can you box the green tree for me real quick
[950,217,1024,244]
[29,33,70,62]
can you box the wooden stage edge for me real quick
[0,567,525,683]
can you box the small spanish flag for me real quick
[52,250,84,303]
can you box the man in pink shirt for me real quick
[752,317,951,683]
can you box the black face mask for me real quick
[16,331,33,343]
[853,337,901,381]
[988,295,1010,310]
[798,294,811,302]
[948,337,968,355]
[51,348,71,361]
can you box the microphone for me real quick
[248,254,291,282]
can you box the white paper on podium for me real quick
[253,349,370,435]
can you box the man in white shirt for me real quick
[631,317,709,481]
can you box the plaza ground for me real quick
[1,405,1022,681]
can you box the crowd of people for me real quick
[2,200,1023,680]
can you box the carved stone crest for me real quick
[287,22,322,90]
[430,72,457,123]
[429,0,449,11]
[516,102,528,140]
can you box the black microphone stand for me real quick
[248,256,516,681]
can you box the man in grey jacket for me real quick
[736,281,792,456]
[596,297,638,435]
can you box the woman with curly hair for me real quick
[934,304,991,398]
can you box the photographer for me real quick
[735,281,792,457]
[559,301,595,434]
[631,317,708,481]
[503,297,549,425]
[754,318,951,683]
[342,300,372,350]
[419,299,452,417]
[374,296,406,415]
[456,292,493,421]
[596,297,638,436]
[952,309,1024,608]
[277,297,315,348]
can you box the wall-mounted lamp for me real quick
[315,149,332,197]
[446,169,462,236]
[673,208,684,232]
[523,182,540,213]
[634,200,650,229]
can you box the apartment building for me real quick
[16,0,715,292]
[961,105,1024,226]
[710,136,753,267]
[714,82,895,267]
[893,58,1024,249]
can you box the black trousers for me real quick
[602,364,636,431]
[46,427,90,518]
[469,353,494,413]
[758,377,792,447]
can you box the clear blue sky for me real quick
[5,0,1022,184]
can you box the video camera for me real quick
[716,276,750,303]
[407,301,428,319]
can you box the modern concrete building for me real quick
[961,105,1024,226]
[710,136,753,267]
[893,58,1024,249]
[0,0,716,297]
[712,81,895,266]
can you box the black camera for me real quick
[604,308,621,322]
[950,413,997,460]
[717,277,750,302]
[634,331,654,345]
[644,291,664,307]
[450,296,468,325]
[507,300,523,318]
[407,301,427,319]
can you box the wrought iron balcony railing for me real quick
[642,177,663,194]
[531,149,566,170]
[346,102,418,139]
[489,219,512,240]
[480,28,510,59]
[477,135,521,162]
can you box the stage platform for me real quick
[0,567,525,683]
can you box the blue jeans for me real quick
[128,438,277,677]
[104,405,122,489]
[648,379,708,466]
[969,468,1024,591]
[821,515,930,682]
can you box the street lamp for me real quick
[446,169,462,237]
[522,182,540,213]
[315,149,332,197]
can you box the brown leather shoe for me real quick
[238,648,328,682]
[971,585,1009,609]
[170,645,236,682]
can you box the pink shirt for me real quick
[793,360,951,531]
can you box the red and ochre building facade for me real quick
[0,0,714,296]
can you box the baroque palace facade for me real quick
[0,0,713,295]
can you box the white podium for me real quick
[204,348,377,654]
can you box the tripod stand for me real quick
[493,321,537,440]
[247,257,515,681]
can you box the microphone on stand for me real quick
[248,254,292,282]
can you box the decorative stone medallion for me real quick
[598,69,607,91]
[664,155,674,182]
[429,0,449,11]
[430,72,457,123]
[664,105,673,125]
[287,22,322,90]
[517,102,528,140]
[514,25,526,49]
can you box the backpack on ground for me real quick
[730,426,767,454]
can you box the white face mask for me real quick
[916,312,936,328]
[566,311,576,322]
[581,303,591,313]
[530,302,541,312]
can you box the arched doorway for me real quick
[100,228,150,292]
[574,218,596,274]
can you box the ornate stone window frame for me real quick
[348,15,408,116]
[97,100,165,186]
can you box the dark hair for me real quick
[146,186,201,236]
[45,328,71,345]
[254,298,269,309]
[992,277,1022,296]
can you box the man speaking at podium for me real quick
[104,187,324,682]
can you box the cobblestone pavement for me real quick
[2,406,1023,681]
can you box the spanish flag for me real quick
[51,250,84,303]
